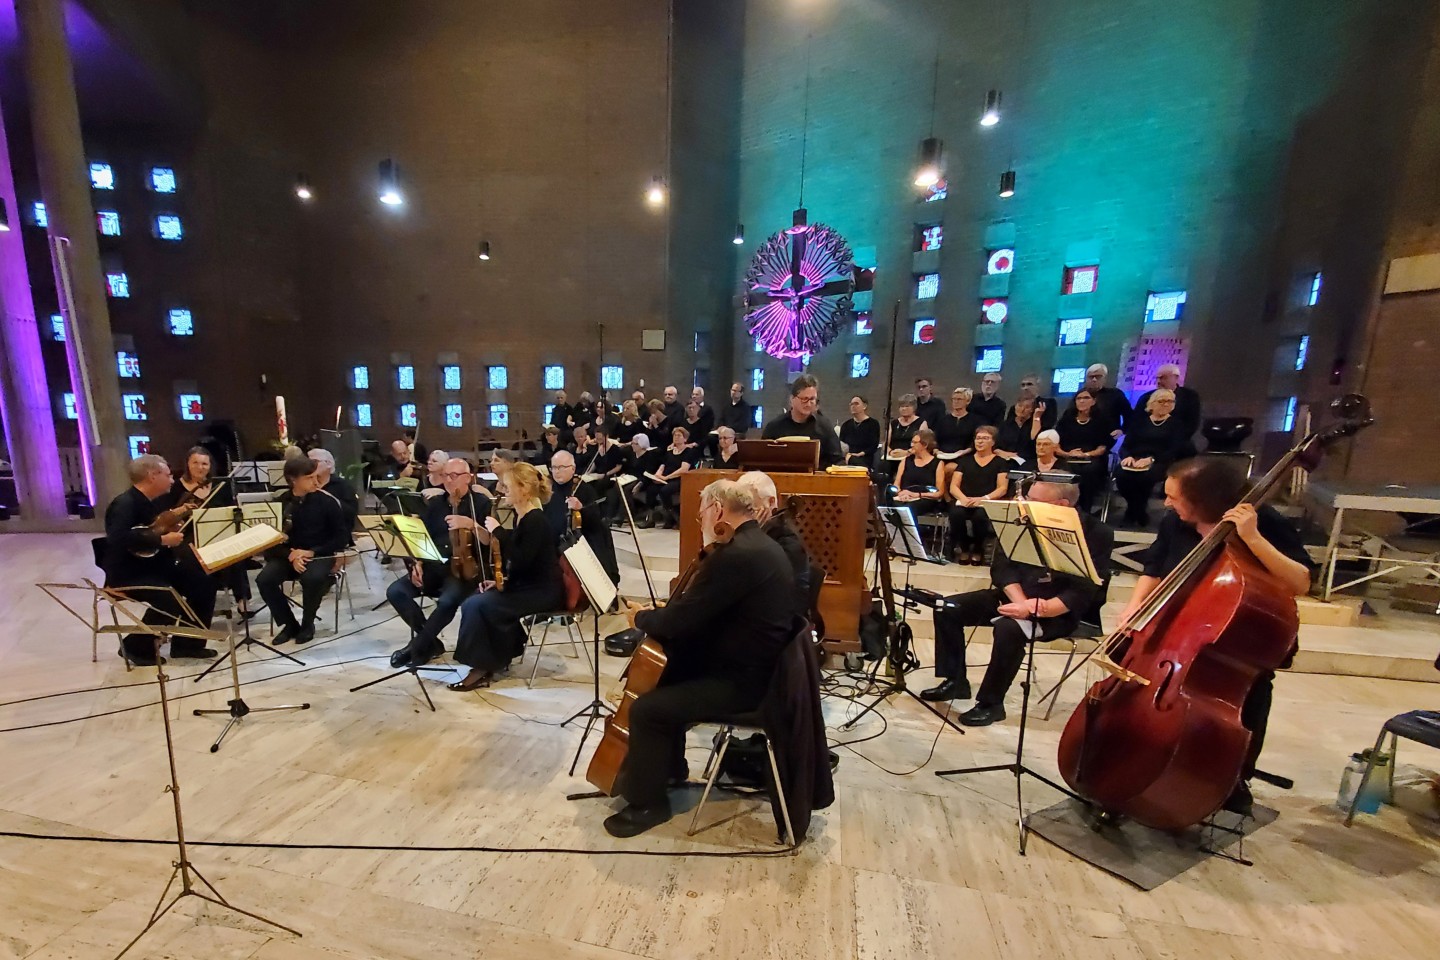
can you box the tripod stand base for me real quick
[349,664,452,711]
[117,860,301,960]
[562,698,614,776]
[193,698,310,753]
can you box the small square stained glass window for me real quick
[974,347,1004,374]
[89,163,114,190]
[1281,396,1297,432]
[1057,317,1093,346]
[986,248,1015,275]
[442,365,462,391]
[855,312,873,335]
[1295,335,1310,371]
[122,394,147,421]
[753,337,764,353]
[399,403,418,428]
[981,298,1008,324]
[924,180,947,202]
[352,365,369,389]
[912,319,936,345]
[128,436,151,459]
[33,201,48,227]
[62,392,78,420]
[490,404,509,428]
[97,211,121,236]
[919,225,943,252]
[915,273,940,300]
[355,403,372,428]
[752,406,764,429]
[155,215,183,241]
[1052,367,1087,394]
[150,167,177,193]
[445,404,463,427]
[488,365,508,390]
[1062,265,1099,295]
[106,273,130,298]
[117,352,141,378]
[543,365,565,390]
[849,353,871,378]
[543,404,555,426]
[179,393,204,421]
[601,365,624,391]
[167,309,194,336]
[50,314,66,341]
[396,365,415,390]
[751,368,764,392]
[1145,290,1187,323]
[1308,273,1322,307]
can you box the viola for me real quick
[1056,396,1372,830]
[130,503,197,558]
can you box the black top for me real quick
[1135,385,1202,438]
[954,453,1007,499]
[1008,396,1058,431]
[593,413,620,439]
[283,489,351,556]
[995,416,1038,462]
[896,455,941,492]
[420,491,492,575]
[970,394,1007,426]
[1119,415,1187,466]
[839,417,881,465]
[720,399,754,435]
[613,419,644,444]
[537,439,563,467]
[102,486,170,584]
[762,514,812,621]
[325,475,360,543]
[1056,411,1115,456]
[1079,386,1133,433]
[379,455,419,481]
[495,508,561,593]
[656,445,700,478]
[932,412,979,454]
[679,418,708,448]
[661,400,685,428]
[760,411,844,468]
[165,474,234,512]
[591,443,630,478]
[542,477,600,540]
[634,519,796,690]
[888,417,924,451]
[548,403,581,443]
[914,397,946,432]
[713,450,743,470]
[643,420,671,449]
[626,447,663,478]
[990,513,1114,618]
[1142,506,1315,579]
[689,404,716,439]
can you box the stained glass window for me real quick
[986,249,1015,275]
[62,392,78,420]
[89,163,114,190]
[50,314,65,341]
[488,365,508,390]
[750,368,765,392]
[128,436,151,458]
[1058,317,1093,346]
[924,180,947,202]
[445,404,463,427]
[753,337,764,353]
[601,365,624,391]
[543,404,555,425]
[490,404,510,428]
[849,354,871,378]
[1145,290,1187,323]
[396,365,415,390]
[179,393,204,421]
[974,347,1004,374]
[752,406,764,429]
[167,309,194,336]
[912,319,936,345]
[155,215,184,241]
[1308,273,1322,307]
[915,273,940,300]
[854,312,873,335]
[1281,396,1297,432]
[150,167,177,193]
[981,298,1008,324]
[1062,265,1099,295]
[1295,336,1310,371]
[919,225,943,252]
[117,352,141,378]
[352,366,369,389]
[106,273,130,298]
[543,365,565,390]
[399,403,418,427]
[97,211,121,236]
[1052,367,1087,394]
[355,403,372,428]
[33,201,48,227]
[122,394,147,421]
[442,365,462,391]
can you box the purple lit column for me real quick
[16,0,129,508]
[0,92,67,523]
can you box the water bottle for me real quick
[1337,749,1389,814]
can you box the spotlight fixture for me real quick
[645,176,667,206]
[913,136,944,187]
[377,159,404,206]
[477,240,491,261]
[999,169,1016,198]
[0,197,9,231]
[980,89,1002,127]
[294,174,313,201]
[732,223,745,245]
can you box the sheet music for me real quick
[193,523,286,573]
[388,515,445,562]
[980,500,1100,584]
[358,516,403,556]
[564,537,618,613]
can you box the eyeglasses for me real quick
[442,471,471,479]
[795,393,818,403]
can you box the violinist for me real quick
[606,479,795,838]
[543,451,620,585]
[308,448,359,539]
[256,456,350,645]
[385,458,492,668]
[102,455,218,665]
[1118,458,1313,813]
[167,445,253,618]
[449,463,565,691]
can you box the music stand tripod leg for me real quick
[563,608,614,775]
[193,606,310,752]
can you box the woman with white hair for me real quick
[1031,430,1071,477]
[1113,388,1187,527]
[713,426,741,469]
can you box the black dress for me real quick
[839,417,881,466]
[1113,415,1187,524]
[888,418,923,451]
[890,455,943,516]
[932,412,979,455]
[948,454,1007,555]
[995,417,1038,463]
[453,509,564,672]
[1057,412,1114,512]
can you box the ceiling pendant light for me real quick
[981,89,1002,127]
[913,136,944,187]
[377,159,404,206]
[294,174,313,201]
[477,240,491,261]
[645,176,667,206]
[732,223,745,245]
[999,169,1016,198]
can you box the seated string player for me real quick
[543,451,620,585]
[257,456,351,645]
[922,481,1113,726]
[386,458,491,668]
[308,448,360,537]
[736,470,812,621]
[103,454,219,665]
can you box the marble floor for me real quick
[1,530,1437,960]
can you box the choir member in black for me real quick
[1075,363,1131,438]
[605,480,795,837]
[635,426,700,529]
[103,455,219,664]
[887,428,945,516]
[1120,458,1313,813]
[573,392,597,432]
[613,401,644,444]
[913,378,946,432]
[386,458,491,668]
[737,470,812,620]
[570,425,598,464]
[1031,430,1075,480]
[166,445,255,615]
[995,397,1042,463]
[1056,388,1114,513]
[308,448,360,536]
[537,426,564,467]
[970,372,1007,426]
[1113,388,1189,527]
[449,463,565,691]
[923,482,1113,724]
[760,373,844,468]
[933,387,980,456]
[947,426,1009,564]
[839,395,881,468]
[1007,373,1058,431]
[586,426,630,522]
[548,390,578,446]
[660,385,684,427]
[886,394,926,457]
[420,449,449,494]
[592,399,620,440]
[720,382,754,439]
[1135,364,1202,456]
[543,451,620,585]
[713,426,742,469]
[679,401,710,454]
[257,456,351,645]
[689,387,715,440]
[642,401,671,449]
[402,430,428,467]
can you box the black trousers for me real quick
[111,561,218,658]
[386,567,476,655]
[1113,464,1166,522]
[932,588,1079,707]
[453,582,564,673]
[618,674,763,807]
[947,504,993,554]
[1241,672,1275,780]
[256,556,336,629]
[1064,459,1106,513]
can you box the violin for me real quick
[130,503,197,558]
[1055,396,1373,831]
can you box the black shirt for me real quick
[613,419,643,444]
[1081,386,1132,433]
[914,397,946,432]
[896,455,941,492]
[1057,412,1114,456]
[969,394,1007,426]
[1141,507,1315,580]
[954,453,1007,499]
[1119,415,1187,466]
[991,513,1114,618]
[494,508,561,593]
[420,491,492,574]
[932,412,979,454]
[281,489,350,556]
[713,450,743,470]
[690,405,716,439]
[839,417,881,465]
[102,486,170,583]
[591,443,630,478]
[888,418,924,452]
[720,399,754,435]
[1135,385,1202,439]
[995,417,1038,462]
[1008,396,1058,431]
[655,445,700,478]
[760,412,844,468]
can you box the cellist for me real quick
[1118,458,1314,814]
[604,479,796,839]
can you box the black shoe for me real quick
[389,648,413,669]
[409,639,445,667]
[294,624,316,645]
[272,624,300,645]
[1222,780,1254,818]
[636,509,655,529]
[959,703,1006,726]
[171,647,218,660]
[120,647,164,667]
[919,678,971,702]
[603,800,674,838]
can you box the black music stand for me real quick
[933,498,1096,854]
[557,537,618,775]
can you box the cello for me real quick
[1056,395,1372,831]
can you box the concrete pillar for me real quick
[0,94,68,525]
[16,0,129,509]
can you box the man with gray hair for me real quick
[921,480,1113,726]
[605,478,796,838]
[736,470,812,620]
[101,455,218,664]
[308,447,359,537]
[1135,364,1201,451]
[1076,363,1132,436]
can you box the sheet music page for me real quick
[564,538,617,613]
[1017,501,1101,584]
[194,523,286,573]
[241,501,284,526]
[389,515,444,562]
[358,516,402,556]
[191,507,238,548]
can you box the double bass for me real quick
[1056,396,1372,830]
